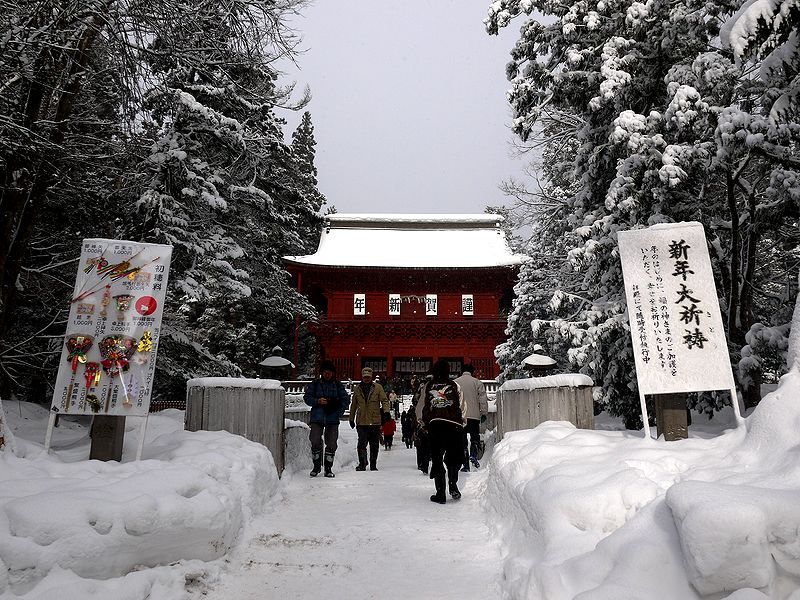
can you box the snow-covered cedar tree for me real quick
[486,0,799,426]
[0,0,323,402]
[721,0,800,121]
[737,321,791,406]
[292,111,327,238]
[131,1,321,397]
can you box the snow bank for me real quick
[284,419,312,473]
[282,419,358,475]
[186,377,282,389]
[484,368,800,598]
[0,406,280,597]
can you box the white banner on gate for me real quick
[618,222,735,395]
[50,239,172,418]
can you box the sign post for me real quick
[618,222,743,439]
[46,239,172,460]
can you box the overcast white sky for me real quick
[281,0,529,215]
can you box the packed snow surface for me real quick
[200,430,503,600]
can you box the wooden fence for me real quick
[185,379,285,473]
[496,378,593,440]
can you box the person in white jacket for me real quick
[454,364,488,471]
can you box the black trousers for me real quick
[462,418,480,464]
[356,425,380,465]
[428,421,464,482]
[309,422,339,454]
[416,426,430,471]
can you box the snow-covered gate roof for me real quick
[284,213,525,269]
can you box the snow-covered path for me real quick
[200,430,504,600]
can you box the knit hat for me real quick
[361,367,373,377]
[320,360,336,374]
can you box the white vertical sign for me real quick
[388,294,401,316]
[618,222,736,395]
[425,294,438,316]
[461,294,474,316]
[353,293,366,315]
[50,239,172,417]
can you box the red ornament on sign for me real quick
[136,296,157,316]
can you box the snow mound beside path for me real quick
[0,408,279,598]
[485,369,800,599]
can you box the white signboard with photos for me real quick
[618,222,735,396]
[50,239,172,418]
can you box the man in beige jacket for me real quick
[454,364,488,471]
[348,367,390,471]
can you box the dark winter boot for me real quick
[355,448,367,471]
[470,441,481,469]
[460,447,470,472]
[324,451,335,478]
[448,475,462,500]
[369,447,379,471]
[310,451,322,477]
[430,473,446,504]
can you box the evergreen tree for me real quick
[0,0,325,401]
[131,1,321,396]
[486,0,799,425]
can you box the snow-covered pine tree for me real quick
[132,1,321,395]
[486,0,799,424]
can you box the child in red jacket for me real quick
[381,416,396,450]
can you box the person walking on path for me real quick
[401,410,414,448]
[349,367,390,471]
[416,359,466,504]
[381,414,396,450]
[411,376,430,473]
[454,364,489,471]
[304,360,350,478]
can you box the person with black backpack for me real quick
[304,360,350,478]
[416,359,466,504]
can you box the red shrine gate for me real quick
[284,214,522,385]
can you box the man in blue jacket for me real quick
[304,360,350,478]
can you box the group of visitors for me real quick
[303,359,488,504]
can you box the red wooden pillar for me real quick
[293,272,302,378]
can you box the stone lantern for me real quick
[521,344,556,376]
[259,345,295,381]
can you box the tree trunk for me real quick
[739,192,759,337]
[725,169,743,344]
